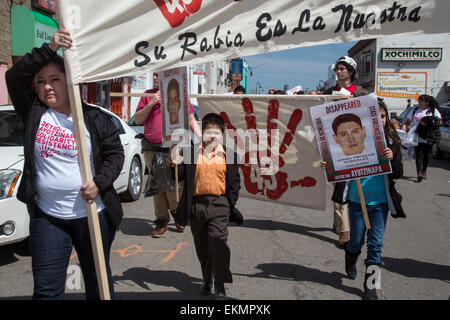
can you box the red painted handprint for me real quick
[220,98,316,201]
[154,0,203,28]
[39,144,54,159]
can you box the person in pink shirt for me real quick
[134,73,201,237]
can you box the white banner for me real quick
[196,95,342,210]
[57,0,450,84]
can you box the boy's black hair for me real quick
[332,113,363,134]
[202,113,225,133]
[233,85,246,94]
[167,78,180,96]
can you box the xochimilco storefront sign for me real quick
[381,48,443,62]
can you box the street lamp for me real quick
[256,82,263,94]
[318,80,324,92]
[248,63,267,77]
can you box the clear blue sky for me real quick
[244,41,357,94]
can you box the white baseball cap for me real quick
[336,56,357,70]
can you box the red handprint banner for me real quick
[56,0,450,84]
[196,95,341,210]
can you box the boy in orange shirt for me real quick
[172,113,242,300]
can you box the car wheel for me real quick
[120,156,142,202]
[431,143,443,159]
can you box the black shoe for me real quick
[199,281,211,296]
[214,282,227,300]
[344,246,360,280]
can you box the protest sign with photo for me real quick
[310,93,391,183]
[159,67,189,146]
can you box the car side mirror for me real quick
[135,133,145,139]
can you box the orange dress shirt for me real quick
[193,144,227,196]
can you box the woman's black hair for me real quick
[46,53,66,74]
[201,113,225,133]
[418,94,440,115]
[32,53,66,93]
[378,99,401,160]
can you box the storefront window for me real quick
[363,54,371,75]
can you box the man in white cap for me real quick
[325,56,369,247]
[325,56,369,97]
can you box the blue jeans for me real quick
[346,201,388,264]
[29,205,116,300]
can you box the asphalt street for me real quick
[0,157,449,300]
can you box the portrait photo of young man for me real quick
[167,78,181,125]
[332,113,367,156]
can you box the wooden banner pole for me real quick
[110,92,350,99]
[67,83,111,300]
[175,164,179,202]
[355,179,371,230]
[110,92,155,97]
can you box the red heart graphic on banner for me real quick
[154,0,203,28]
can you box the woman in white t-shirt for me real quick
[403,95,442,182]
[6,29,124,300]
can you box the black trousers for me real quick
[415,142,431,174]
[190,195,233,283]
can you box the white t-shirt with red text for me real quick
[34,108,105,219]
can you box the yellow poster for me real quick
[376,72,427,99]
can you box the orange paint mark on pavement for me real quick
[158,242,188,262]
[113,244,144,258]
[68,242,188,263]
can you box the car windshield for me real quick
[0,110,24,146]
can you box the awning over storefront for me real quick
[11,5,60,56]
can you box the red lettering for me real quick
[154,0,203,28]
[290,177,317,188]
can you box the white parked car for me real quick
[0,104,144,246]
